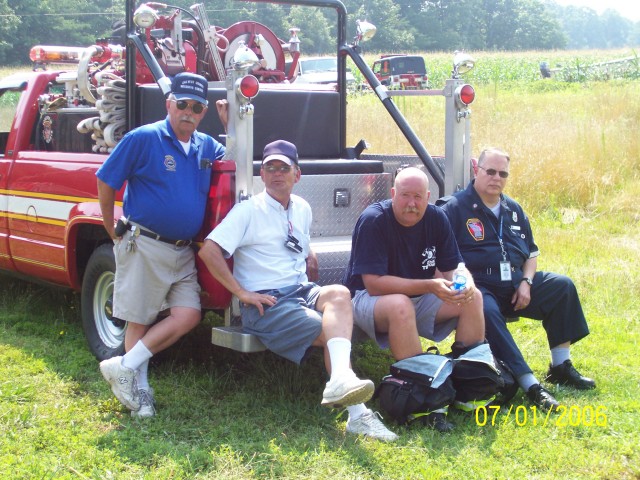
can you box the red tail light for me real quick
[237,75,260,100]
[455,84,475,107]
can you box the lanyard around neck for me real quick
[485,209,508,262]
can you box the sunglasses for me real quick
[478,165,509,178]
[264,165,293,173]
[172,99,206,114]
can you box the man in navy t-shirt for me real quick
[344,167,485,361]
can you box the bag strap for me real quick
[387,382,412,423]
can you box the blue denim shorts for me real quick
[240,283,323,364]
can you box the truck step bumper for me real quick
[211,325,267,352]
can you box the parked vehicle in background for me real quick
[290,56,355,85]
[372,54,428,89]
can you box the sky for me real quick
[553,0,640,22]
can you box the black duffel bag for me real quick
[449,342,506,411]
[374,349,456,425]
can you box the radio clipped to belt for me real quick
[115,216,137,252]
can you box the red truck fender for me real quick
[64,202,121,289]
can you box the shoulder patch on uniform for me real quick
[466,218,484,241]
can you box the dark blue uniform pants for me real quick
[480,271,590,378]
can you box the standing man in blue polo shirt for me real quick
[439,147,595,411]
[96,72,226,418]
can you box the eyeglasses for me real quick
[478,165,509,178]
[171,99,206,114]
[264,165,293,173]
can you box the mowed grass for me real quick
[1,51,640,478]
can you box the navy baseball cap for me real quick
[171,72,208,105]
[262,140,299,166]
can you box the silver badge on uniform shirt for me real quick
[512,212,518,222]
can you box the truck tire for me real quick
[81,243,125,360]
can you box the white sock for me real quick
[326,337,352,379]
[517,373,539,391]
[136,360,150,391]
[122,340,153,371]
[550,346,570,367]
[347,403,368,421]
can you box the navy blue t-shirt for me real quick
[343,199,463,295]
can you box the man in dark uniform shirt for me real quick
[440,147,595,411]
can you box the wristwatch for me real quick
[521,277,533,286]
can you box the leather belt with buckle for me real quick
[128,225,192,247]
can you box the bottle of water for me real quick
[451,262,467,291]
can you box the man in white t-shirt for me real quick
[198,140,397,442]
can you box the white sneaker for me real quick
[131,388,155,419]
[347,409,399,442]
[99,356,139,411]
[321,371,374,408]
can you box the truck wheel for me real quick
[81,243,125,360]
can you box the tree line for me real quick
[1,0,639,66]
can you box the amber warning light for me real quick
[29,45,86,64]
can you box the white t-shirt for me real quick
[208,191,312,292]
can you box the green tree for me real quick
[2,0,122,65]
[601,9,632,48]
[286,6,335,55]
[344,0,417,52]
[0,0,20,64]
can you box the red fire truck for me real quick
[0,0,476,359]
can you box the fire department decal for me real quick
[421,246,436,270]
[466,218,484,241]
[164,155,177,171]
[42,115,53,144]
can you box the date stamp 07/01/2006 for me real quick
[475,405,608,428]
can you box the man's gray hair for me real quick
[478,147,510,166]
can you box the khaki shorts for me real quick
[352,289,458,349]
[112,231,201,325]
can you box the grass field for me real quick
[1,51,640,479]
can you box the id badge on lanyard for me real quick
[494,213,511,281]
[500,260,512,281]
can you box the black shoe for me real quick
[546,360,596,390]
[420,412,454,433]
[526,384,560,411]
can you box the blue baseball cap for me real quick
[171,72,208,105]
[262,140,299,166]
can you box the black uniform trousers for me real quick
[479,271,590,378]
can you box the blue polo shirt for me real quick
[96,117,225,239]
[439,181,539,289]
[343,199,462,295]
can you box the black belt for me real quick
[128,225,192,247]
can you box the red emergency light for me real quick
[455,84,475,107]
[237,75,260,100]
[29,45,87,64]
